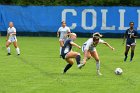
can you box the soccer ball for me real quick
[114,68,123,75]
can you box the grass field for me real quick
[0,36,140,93]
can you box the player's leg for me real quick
[124,45,130,61]
[86,51,92,61]
[82,45,92,61]
[78,46,92,69]
[59,40,64,56]
[90,50,102,75]
[130,45,135,62]
[6,40,11,55]
[13,41,20,55]
[65,51,81,66]
[63,58,74,73]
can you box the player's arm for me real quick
[57,27,61,37]
[6,33,9,41]
[10,32,16,35]
[6,29,10,41]
[103,42,114,51]
[132,31,138,38]
[70,41,81,49]
[65,32,71,37]
[83,41,92,64]
[57,31,60,37]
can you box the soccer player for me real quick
[123,22,138,62]
[79,32,114,75]
[6,22,20,55]
[57,21,71,56]
[61,33,82,73]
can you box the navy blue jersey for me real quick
[125,28,138,43]
[61,39,73,58]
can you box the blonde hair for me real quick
[69,33,77,37]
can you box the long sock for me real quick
[75,55,81,65]
[131,52,134,60]
[16,47,20,54]
[96,61,100,70]
[7,47,10,53]
[64,64,72,73]
[125,52,128,58]
[60,47,62,55]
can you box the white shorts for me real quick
[82,44,96,52]
[59,39,64,41]
[8,37,17,43]
[126,43,136,47]
[59,38,67,42]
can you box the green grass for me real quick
[0,37,140,93]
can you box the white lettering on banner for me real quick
[118,9,129,30]
[101,9,115,30]
[62,9,77,29]
[137,10,140,30]
[62,9,140,31]
[82,9,97,30]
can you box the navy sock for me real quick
[64,64,72,73]
[131,52,134,60]
[76,55,81,65]
[125,52,128,57]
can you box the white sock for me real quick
[60,47,62,55]
[7,47,10,53]
[96,61,100,71]
[16,47,20,54]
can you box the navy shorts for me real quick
[126,41,136,46]
[61,53,68,59]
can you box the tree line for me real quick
[0,0,140,6]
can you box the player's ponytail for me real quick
[93,32,103,38]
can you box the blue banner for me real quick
[0,5,140,33]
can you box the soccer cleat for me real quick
[97,72,103,76]
[7,53,11,56]
[17,54,20,56]
[97,70,102,76]
[77,63,85,69]
[124,56,127,62]
[130,59,133,62]
[62,72,66,74]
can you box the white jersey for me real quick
[58,26,70,40]
[83,38,105,51]
[7,27,17,42]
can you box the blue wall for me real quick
[0,5,140,33]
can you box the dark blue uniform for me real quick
[125,29,138,46]
[61,39,73,59]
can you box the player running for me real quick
[61,33,82,74]
[123,22,138,62]
[57,21,71,56]
[6,22,20,55]
[79,32,114,75]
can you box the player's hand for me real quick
[10,34,13,36]
[83,60,86,64]
[78,46,81,49]
[131,34,135,38]
[111,47,115,51]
